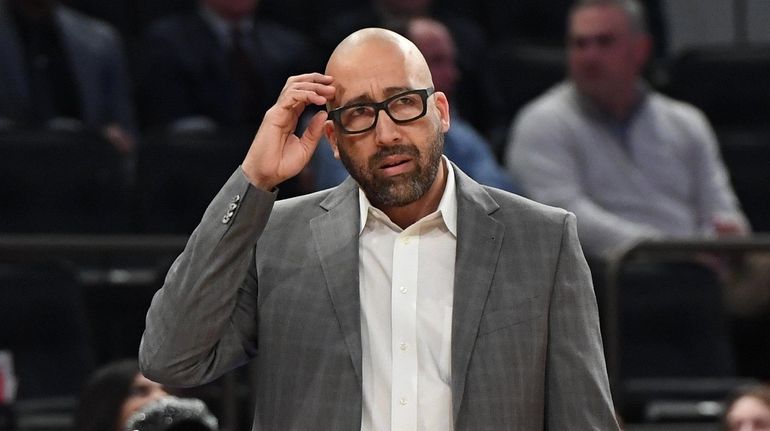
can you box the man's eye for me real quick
[394,96,417,106]
[596,34,616,47]
[348,107,371,117]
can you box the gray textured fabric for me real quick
[140,163,620,430]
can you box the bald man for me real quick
[139,28,620,430]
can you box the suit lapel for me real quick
[307,169,507,410]
[310,178,363,385]
[450,168,505,422]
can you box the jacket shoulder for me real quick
[485,186,572,227]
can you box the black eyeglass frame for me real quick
[327,87,436,134]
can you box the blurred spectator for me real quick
[0,0,136,153]
[506,0,749,260]
[124,396,218,431]
[437,0,668,61]
[724,384,770,431]
[75,359,168,431]
[312,17,518,193]
[318,0,490,131]
[136,0,314,134]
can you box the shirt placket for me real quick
[391,227,419,430]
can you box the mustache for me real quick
[368,144,420,169]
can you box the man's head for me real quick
[201,0,257,21]
[405,18,460,99]
[567,0,651,109]
[324,28,450,209]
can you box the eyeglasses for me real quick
[328,88,435,134]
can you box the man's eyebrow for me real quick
[340,86,413,107]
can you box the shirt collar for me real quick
[358,155,457,236]
[571,79,650,127]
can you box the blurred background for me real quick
[1,0,769,429]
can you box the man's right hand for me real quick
[241,73,336,191]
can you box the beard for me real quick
[338,126,445,208]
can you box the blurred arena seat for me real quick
[667,45,770,128]
[0,261,95,400]
[0,129,132,234]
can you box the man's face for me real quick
[203,0,257,21]
[567,5,647,102]
[411,25,459,98]
[325,41,450,208]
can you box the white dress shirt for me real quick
[358,158,458,431]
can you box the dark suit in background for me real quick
[136,8,314,133]
[0,0,134,134]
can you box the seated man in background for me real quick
[507,1,756,409]
[136,0,314,134]
[0,0,136,153]
[506,0,749,261]
[313,17,518,193]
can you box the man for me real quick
[506,0,749,260]
[0,0,135,153]
[312,17,517,193]
[136,0,313,133]
[140,28,619,430]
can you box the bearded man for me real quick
[139,27,619,431]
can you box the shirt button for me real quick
[399,286,407,294]
[399,397,408,406]
[402,237,411,245]
[399,342,408,351]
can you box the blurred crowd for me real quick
[1,0,768,236]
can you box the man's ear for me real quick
[324,120,341,160]
[434,91,451,133]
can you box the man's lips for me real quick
[377,155,413,176]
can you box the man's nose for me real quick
[374,109,402,145]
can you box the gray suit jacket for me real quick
[140,163,619,430]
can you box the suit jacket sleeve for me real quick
[546,213,620,429]
[139,168,273,386]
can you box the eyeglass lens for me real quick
[339,92,426,133]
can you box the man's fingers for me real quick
[288,81,336,98]
[300,110,329,148]
[275,87,334,112]
[285,73,334,87]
